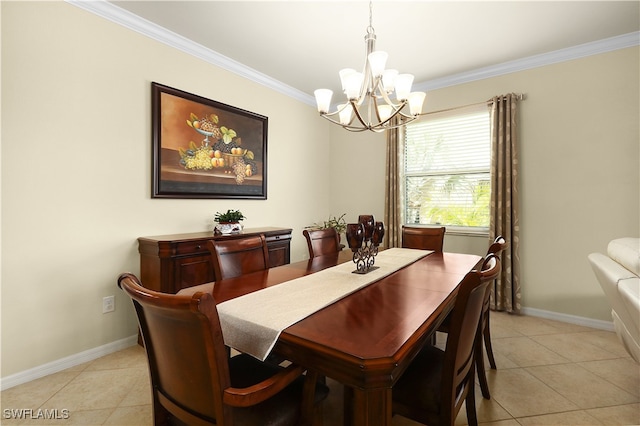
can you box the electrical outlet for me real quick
[103,296,115,313]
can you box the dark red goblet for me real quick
[372,221,385,246]
[346,223,364,252]
[358,215,375,240]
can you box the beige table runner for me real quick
[217,248,432,360]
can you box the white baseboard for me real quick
[0,335,138,391]
[521,307,615,332]
[0,308,615,391]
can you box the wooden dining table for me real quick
[179,249,482,426]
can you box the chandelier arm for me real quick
[319,113,372,132]
[319,110,417,132]
[377,86,403,108]
[351,99,373,130]
[319,107,356,127]
[372,93,383,123]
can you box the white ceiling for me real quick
[106,1,639,99]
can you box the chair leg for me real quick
[465,376,479,426]
[484,311,497,370]
[476,348,490,399]
[475,336,491,399]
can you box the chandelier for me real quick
[314,1,426,133]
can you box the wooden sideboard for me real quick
[138,227,292,293]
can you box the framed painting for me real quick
[151,82,268,199]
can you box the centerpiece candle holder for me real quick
[345,215,385,274]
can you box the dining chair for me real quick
[117,272,328,426]
[472,236,508,397]
[392,254,501,426]
[436,235,508,400]
[208,234,270,280]
[401,226,446,252]
[302,227,341,258]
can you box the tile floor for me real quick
[1,312,639,425]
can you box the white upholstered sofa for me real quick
[588,238,640,363]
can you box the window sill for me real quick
[444,227,489,238]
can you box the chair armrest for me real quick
[177,282,215,296]
[223,363,305,407]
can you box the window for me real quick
[402,104,491,233]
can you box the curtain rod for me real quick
[419,93,526,117]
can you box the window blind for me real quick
[403,106,491,229]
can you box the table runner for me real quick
[217,248,432,360]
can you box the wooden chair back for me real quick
[487,235,508,258]
[302,228,341,258]
[208,234,270,280]
[393,253,501,426]
[118,272,234,425]
[401,226,446,252]
[442,254,501,424]
[118,273,324,426]
[479,235,509,376]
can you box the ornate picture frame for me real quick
[151,82,268,199]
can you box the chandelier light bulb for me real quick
[314,89,333,113]
[408,92,427,115]
[395,74,414,101]
[339,68,357,92]
[367,51,388,77]
[344,72,364,100]
[378,104,393,122]
[338,103,354,125]
[382,69,398,93]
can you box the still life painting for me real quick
[152,82,268,199]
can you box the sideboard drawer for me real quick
[174,241,208,255]
[139,227,293,294]
[265,233,292,243]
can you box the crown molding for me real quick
[67,1,638,106]
[66,0,311,105]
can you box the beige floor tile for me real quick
[492,336,570,367]
[488,321,524,339]
[579,357,640,398]
[481,348,519,370]
[578,330,635,359]
[0,371,79,411]
[532,333,624,363]
[118,368,152,407]
[487,368,579,417]
[516,409,604,425]
[85,345,147,371]
[498,312,593,336]
[104,405,152,425]
[491,314,574,336]
[586,403,640,425]
[526,363,638,409]
[44,368,140,411]
[478,420,522,426]
[471,390,513,424]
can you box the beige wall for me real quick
[2,1,639,380]
[330,47,640,322]
[436,48,639,320]
[1,2,332,377]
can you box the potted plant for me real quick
[320,213,347,235]
[308,213,347,242]
[214,209,246,234]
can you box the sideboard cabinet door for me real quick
[265,233,292,267]
[138,227,292,293]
